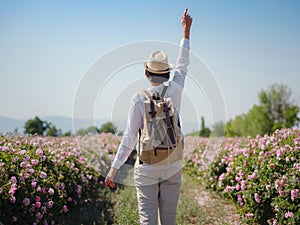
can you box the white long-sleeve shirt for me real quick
[112,38,190,170]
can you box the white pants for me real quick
[134,164,182,225]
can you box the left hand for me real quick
[105,167,117,188]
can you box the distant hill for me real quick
[0,117,25,134]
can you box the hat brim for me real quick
[144,62,174,74]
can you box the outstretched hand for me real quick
[181,8,193,39]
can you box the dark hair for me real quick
[145,70,170,80]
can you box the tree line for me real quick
[192,83,299,137]
[24,118,119,137]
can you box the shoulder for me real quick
[130,91,146,105]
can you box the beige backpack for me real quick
[138,85,183,165]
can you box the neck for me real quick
[150,82,160,86]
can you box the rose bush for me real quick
[186,128,300,224]
[0,134,118,225]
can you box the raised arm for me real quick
[182,8,193,40]
[172,8,193,90]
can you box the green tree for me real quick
[63,131,72,136]
[99,122,117,134]
[211,121,225,137]
[45,123,62,137]
[24,116,47,135]
[199,116,211,137]
[258,83,299,132]
[227,83,299,137]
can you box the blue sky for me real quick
[0,0,300,131]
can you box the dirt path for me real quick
[182,174,244,225]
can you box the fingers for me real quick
[105,177,115,188]
[182,8,192,20]
[184,8,188,16]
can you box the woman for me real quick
[105,8,192,225]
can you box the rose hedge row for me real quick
[185,128,300,225]
[0,134,116,225]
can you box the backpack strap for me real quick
[161,85,168,98]
[140,90,153,101]
[163,100,176,145]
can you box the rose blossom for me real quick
[20,161,28,167]
[246,213,254,218]
[241,180,246,191]
[254,193,261,203]
[31,181,37,188]
[36,148,43,157]
[40,172,47,179]
[36,201,41,208]
[31,159,39,165]
[23,197,30,206]
[9,185,17,195]
[36,212,42,220]
[291,189,299,201]
[47,201,54,209]
[285,211,294,218]
[28,168,35,175]
[10,176,17,184]
[48,188,55,195]
[35,196,41,202]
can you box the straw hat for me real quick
[144,51,174,74]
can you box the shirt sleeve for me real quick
[111,94,143,169]
[172,38,190,89]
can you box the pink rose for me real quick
[10,176,17,184]
[48,188,55,195]
[23,197,30,206]
[36,148,43,157]
[40,172,47,179]
[35,201,41,208]
[246,213,254,218]
[47,201,54,209]
[35,196,41,202]
[285,211,294,218]
[254,193,261,204]
[291,189,299,201]
[36,212,42,220]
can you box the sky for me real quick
[1,0,300,132]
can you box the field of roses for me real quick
[0,133,119,225]
[185,128,300,225]
[1,128,299,224]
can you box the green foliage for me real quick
[24,116,46,135]
[45,123,62,137]
[24,117,64,137]
[63,131,72,136]
[226,83,299,137]
[75,122,118,136]
[99,122,117,134]
[113,186,139,225]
